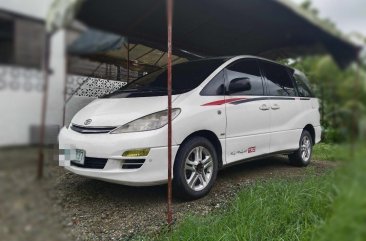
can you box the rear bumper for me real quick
[315,125,322,144]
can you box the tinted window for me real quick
[225,59,264,96]
[200,70,225,96]
[104,59,225,98]
[293,73,314,97]
[260,61,296,96]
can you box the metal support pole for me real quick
[62,33,68,127]
[37,33,51,179]
[166,0,173,225]
[62,73,67,126]
[127,39,130,82]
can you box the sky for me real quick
[292,0,366,36]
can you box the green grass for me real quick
[154,143,366,241]
[157,176,334,241]
[311,147,366,241]
[312,143,347,161]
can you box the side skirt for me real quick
[220,149,298,170]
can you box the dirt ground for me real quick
[0,147,337,241]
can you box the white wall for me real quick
[47,30,66,128]
[0,0,51,19]
[0,0,67,146]
[0,28,66,146]
[0,68,43,146]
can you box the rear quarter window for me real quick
[259,61,297,97]
[293,73,314,97]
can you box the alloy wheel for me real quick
[300,135,311,162]
[184,146,214,191]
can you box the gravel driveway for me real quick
[0,147,336,241]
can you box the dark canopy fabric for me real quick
[68,29,126,55]
[76,0,360,68]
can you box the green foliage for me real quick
[155,144,366,241]
[322,127,345,143]
[290,55,366,143]
[312,143,347,161]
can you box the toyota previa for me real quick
[59,56,321,199]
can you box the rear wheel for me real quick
[173,137,218,200]
[288,130,313,167]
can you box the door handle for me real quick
[259,104,270,111]
[271,104,280,110]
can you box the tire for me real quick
[173,137,218,200]
[288,130,313,167]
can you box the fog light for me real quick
[122,148,150,157]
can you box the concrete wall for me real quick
[0,30,66,146]
[0,65,43,146]
[0,0,67,146]
[0,26,68,146]
[0,0,129,146]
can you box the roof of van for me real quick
[177,55,300,73]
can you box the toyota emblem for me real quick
[84,119,92,125]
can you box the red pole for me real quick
[62,32,68,127]
[127,39,130,82]
[37,33,51,179]
[166,0,173,225]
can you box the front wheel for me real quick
[288,130,313,167]
[173,137,218,200]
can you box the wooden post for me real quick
[166,0,173,226]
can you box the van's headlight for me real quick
[110,108,181,134]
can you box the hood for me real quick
[71,95,180,127]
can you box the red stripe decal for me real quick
[202,98,246,106]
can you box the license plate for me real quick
[72,149,85,165]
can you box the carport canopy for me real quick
[73,0,360,68]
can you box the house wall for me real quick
[0,0,67,146]
[0,0,133,147]
[0,29,66,146]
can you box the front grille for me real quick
[122,159,145,169]
[71,157,108,169]
[71,124,116,134]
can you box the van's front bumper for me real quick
[58,127,179,186]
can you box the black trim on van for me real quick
[230,97,295,105]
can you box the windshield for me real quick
[102,59,225,98]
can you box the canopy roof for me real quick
[68,29,187,72]
[74,0,360,68]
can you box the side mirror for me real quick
[228,77,251,94]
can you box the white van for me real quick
[59,56,321,199]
